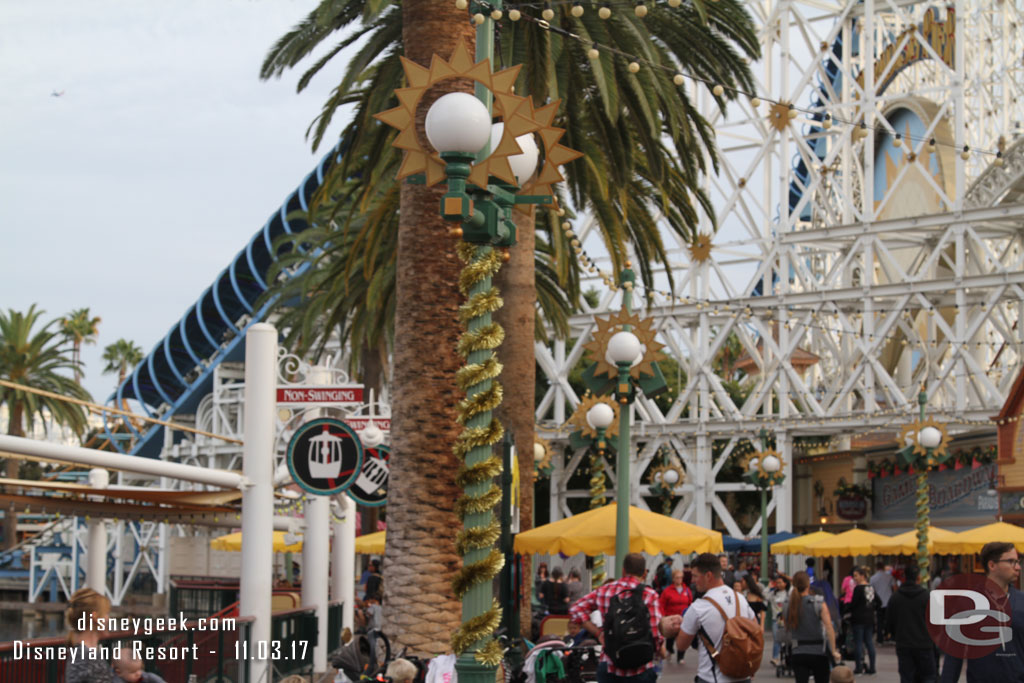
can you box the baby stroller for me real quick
[775,639,794,678]
[330,632,392,683]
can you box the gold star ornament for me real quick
[373,40,581,198]
[688,232,713,262]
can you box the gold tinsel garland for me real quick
[450,242,506,663]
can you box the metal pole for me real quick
[916,389,931,585]
[0,435,246,490]
[240,322,277,683]
[303,495,330,673]
[615,266,635,578]
[86,468,109,595]
[760,487,769,586]
[332,495,356,634]
[615,363,631,578]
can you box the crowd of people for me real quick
[533,541,1024,683]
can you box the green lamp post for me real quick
[586,400,616,584]
[744,429,786,586]
[896,388,950,586]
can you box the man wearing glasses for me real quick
[940,541,1024,682]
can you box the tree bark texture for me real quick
[494,207,536,637]
[382,2,476,655]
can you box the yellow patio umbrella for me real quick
[871,527,958,555]
[933,521,1024,554]
[802,528,891,557]
[356,530,386,554]
[771,530,835,555]
[210,530,302,553]
[513,504,722,556]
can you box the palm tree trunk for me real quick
[494,207,536,637]
[381,1,476,654]
[3,403,24,549]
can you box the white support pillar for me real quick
[332,495,356,634]
[86,468,109,595]
[240,323,277,683]
[303,495,330,674]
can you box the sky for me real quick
[1,0,348,403]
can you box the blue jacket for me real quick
[939,586,1024,683]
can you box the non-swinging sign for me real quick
[277,386,365,405]
[287,418,364,496]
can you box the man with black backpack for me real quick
[569,553,664,683]
[674,553,762,683]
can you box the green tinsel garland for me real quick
[589,450,607,585]
[915,469,931,585]
[450,243,506,664]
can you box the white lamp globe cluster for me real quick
[360,420,385,448]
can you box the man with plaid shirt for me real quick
[570,553,664,683]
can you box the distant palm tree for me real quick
[0,305,91,548]
[61,308,101,383]
[102,338,144,386]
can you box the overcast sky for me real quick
[1,0,347,403]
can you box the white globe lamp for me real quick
[586,402,616,430]
[425,92,492,154]
[762,454,781,473]
[662,468,680,486]
[533,441,546,462]
[748,457,760,472]
[489,123,540,186]
[918,426,942,449]
[606,330,642,365]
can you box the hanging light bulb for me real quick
[668,0,681,6]
[473,12,485,24]
[894,133,902,148]
[588,48,600,59]
[455,0,468,8]
[628,61,640,73]
[673,74,684,86]
[571,1,584,16]
[634,1,648,17]
[490,8,503,19]
[996,151,1005,167]
[822,113,832,129]
[750,96,761,108]
[961,145,971,160]
[788,104,798,119]
[508,7,521,20]
[712,84,724,97]
[928,137,937,152]
[599,3,611,18]
[542,5,554,20]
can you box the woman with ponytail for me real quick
[785,571,840,683]
[65,587,114,683]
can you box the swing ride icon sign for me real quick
[287,418,364,496]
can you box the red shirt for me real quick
[658,584,693,616]
[569,576,664,676]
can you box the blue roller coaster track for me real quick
[102,143,343,458]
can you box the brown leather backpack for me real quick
[696,590,764,679]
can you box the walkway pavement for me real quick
[657,637,963,682]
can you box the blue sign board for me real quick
[872,463,998,522]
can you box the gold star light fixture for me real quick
[582,310,666,382]
[567,394,620,440]
[373,40,580,198]
[688,232,714,263]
